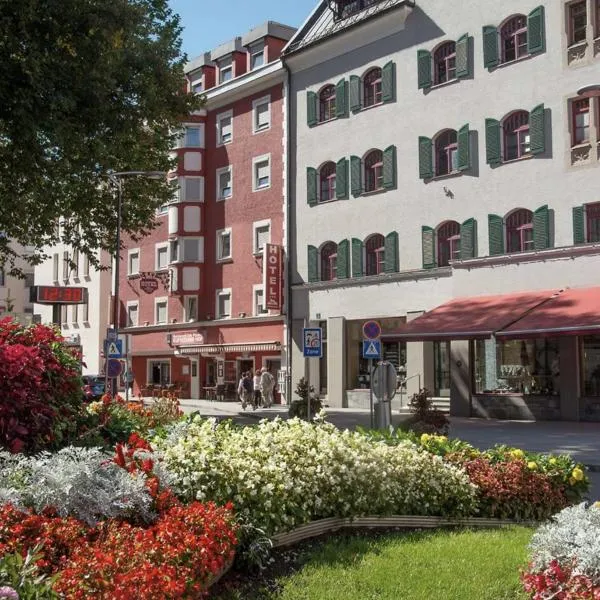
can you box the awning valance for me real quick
[177,342,281,355]
[382,290,559,342]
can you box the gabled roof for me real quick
[283,0,414,56]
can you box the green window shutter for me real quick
[485,118,501,166]
[351,155,362,197]
[336,158,348,199]
[382,145,396,189]
[349,75,361,112]
[307,167,318,206]
[418,136,433,180]
[460,218,477,259]
[455,34,470,78]
[457,124,470,171]
[529,104,546,155]
[337,239,349,279]
[533,205,550,250]
[382,61,395,103]
[307,245,318,282]
[307,91,317,127]
[422,226,435,269]
[573,205,585,245]
[482,25,499,69]
[351,238,364,277]
[335,78,347,118]
[417,50,432,90]
[527,6,545,54]
[488,214,505,256]
[384,232,399,273]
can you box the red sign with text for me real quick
[263,243,282,312]
[139,277,159,294]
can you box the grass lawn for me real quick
[214,527,533,599]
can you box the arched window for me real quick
[363,68,382,107]
[321,242,337,281]
[503,111,530,161]
[365,234,385,275]
[437,221,461,267]
[506,209,533,253]
[319,162,336,202]
[500,15,528,63]
[435,130,458,176]
[364,150,383,192]
[319,85,336,123]
[434,42,456,85]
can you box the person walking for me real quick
[238,371,249,410]
[253,369,262,408]
[260,368,275,408]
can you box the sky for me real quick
[168,0,317,60]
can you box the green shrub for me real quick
[0,546,58,599]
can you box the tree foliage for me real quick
[0,0,200,273]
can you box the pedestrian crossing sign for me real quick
[362,339,382,359]
[104,340,123,358]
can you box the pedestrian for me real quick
[260,368,275,408]
[253,369,262,408]
[238,371,248,410]
[243,371,255,410]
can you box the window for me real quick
[72,249,79,279]
[127,303,138,327]
[53,253,59,281]
[157,203,168,216]
[506,209,534,253]
[216,289,231,318]
[503,111,530,161]
[569,1,587,45]
[217,229,232,260]
[254,222,270,254]
[363,68,382,107]
[474,338,560,396]
[583,336,600,396]
[82,254,89,277]
[128,250,140,275]
[254,286,268,315]
[60,305,68,325]
[437,221,461,267]
[0,269,4,287]
[500,15,528,63]
[191,77,203,94]
[434,42,456,84]
[572,98,590,146]
[587,202,600,243]
[181,238,201,262]
[217,111,233,145]
[364,150,383,192]
[319,85,336,123]
[24,272,34,288]
[148,360,170,385]
[155,298,168,324]
[365,234,385,275]
[185,177,202,202]
[253,155,270,190]
[156,244,169,270]
[334,0,383,20]
[253,96,270,132]
[434,341,451,397]
[435,130,458,176]
[250,42,265,69]
[216,167,232,200]
[184,126,202,147]
[218,57,233,83]
[319,162,337,202]
[82,302,89,323]
[320,242,338,281]
[63,251,70,282]
[184,295,198,322]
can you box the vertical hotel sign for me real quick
[263,243,283,312]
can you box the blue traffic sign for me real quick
[104,339,123,358]
[107,358,123,378]
[303,327,322,358]
[362,320,381,340]
[362,339,382,359]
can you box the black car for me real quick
[82,375,106,401]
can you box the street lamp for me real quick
[107,170,166,397]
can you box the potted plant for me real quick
[288,377,322,420]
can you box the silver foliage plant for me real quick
[529,502,600,582]
[0,447,155,525]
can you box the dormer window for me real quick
[250,41,265,69]
[218,57,233,83]
[190,77,203,94]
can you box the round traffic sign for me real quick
[362,320,381,340]
[107,358,123,378]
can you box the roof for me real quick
[242,21,297,47]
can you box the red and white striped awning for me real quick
[177,342,281,355]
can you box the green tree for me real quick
[0,0,201,274]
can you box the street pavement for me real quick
[172,399,600,501]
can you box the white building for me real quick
[0,245,35,321]
[34,244,112,375]
[284,0,600,420]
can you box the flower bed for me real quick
[521,502,600,599]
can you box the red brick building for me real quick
[119,22,295,400]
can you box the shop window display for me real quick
[474,338,560,395]
[582,336,600,397]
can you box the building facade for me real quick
[120,22,295,401]
[1,245,35,322]
[285,0,600,420]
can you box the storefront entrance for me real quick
[189,358,200,399]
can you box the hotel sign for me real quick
[171,331,204,346]
[264,243,283,312]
